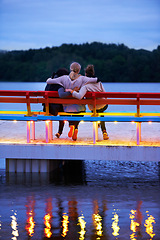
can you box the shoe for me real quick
[68,125,75,138]
[72,129,78,141]
[103,131,109,140]
[55,133,61,138]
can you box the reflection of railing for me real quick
[77,214,86,240]
[144,212,156,239]
[61,213,69,238]
[44,198,53,238]
[25,197,35,237]
[1,199,157,239]
[112,210,120,236]
[10,210,19,240]
[0,90,160,144]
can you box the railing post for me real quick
[49,121,53,140]
[136,94,141,145]
[45,120,49,143]
[92,93,98,117]
[45,92,49,115]
[31,121,35,140]
[136,122,141,145]
[93,122,98,144]
[27,121,31,143]
[136,95,140,117]
[26,92,32,116]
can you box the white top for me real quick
[46,75,98,89]
[72,82,107,110]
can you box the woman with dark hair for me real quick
[43,68,70,138]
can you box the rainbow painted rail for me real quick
[0,90,160,144]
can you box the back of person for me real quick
[83,82,106,111]
[43,68,69,115]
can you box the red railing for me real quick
[0,90,160,116]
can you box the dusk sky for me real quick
[1,0,160,51]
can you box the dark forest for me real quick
[0,42,160,82]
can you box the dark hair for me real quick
[85,64,95,77]
[51,68,69,79]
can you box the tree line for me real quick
[0,42,160,82]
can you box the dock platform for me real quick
[0,120,160,172]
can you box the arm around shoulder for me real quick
[46,76,64,85]
[82,76,98,85]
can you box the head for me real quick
[51,68,69,79]
[85,64,95,77]
[70,62,81,74]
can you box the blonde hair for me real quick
[70,62,81,73]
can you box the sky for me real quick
[0,0,160,51]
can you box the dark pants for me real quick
[43,103,64,135]
[68,111,85,129]
[93,104,108,132]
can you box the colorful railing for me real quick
[0,90,160,144]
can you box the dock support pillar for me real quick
[6,158,59,173]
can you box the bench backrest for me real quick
[0,90,160,116]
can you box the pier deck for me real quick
[0,121,160,164]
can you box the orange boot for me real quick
[72,129,78,141]
[68,125,75,138]
[103,130,109,140]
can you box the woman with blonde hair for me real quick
[46,62,99,140]
[65,64,109,140]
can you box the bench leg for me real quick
[49,121,53,140]
[31,121,35,140]
[136,122,141,145]
[27,121,31,143]
[93,122,98,144]
[45,121,49,143]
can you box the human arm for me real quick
[71,86,87,100]
[46,76,64,85]
[58,87,71,98]
[81,76,98,85]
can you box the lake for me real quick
[0,82,160,239]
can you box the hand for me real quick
[65,89,72,92]
[73,87,80,92]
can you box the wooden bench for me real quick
[0,90,160,144]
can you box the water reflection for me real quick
[77,214,86,240]
[112,210,120,237]
[0,160,159,239]
[10,210,19,240]
[61,213,69,238]
[44,198,53,238]
[25,197,35,237]
[129,201,143,239]
[144,211,156,239]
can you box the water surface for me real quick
[0,160,160,240]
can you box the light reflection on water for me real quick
[0,160,160,239]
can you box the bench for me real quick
[0,90,160,144]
